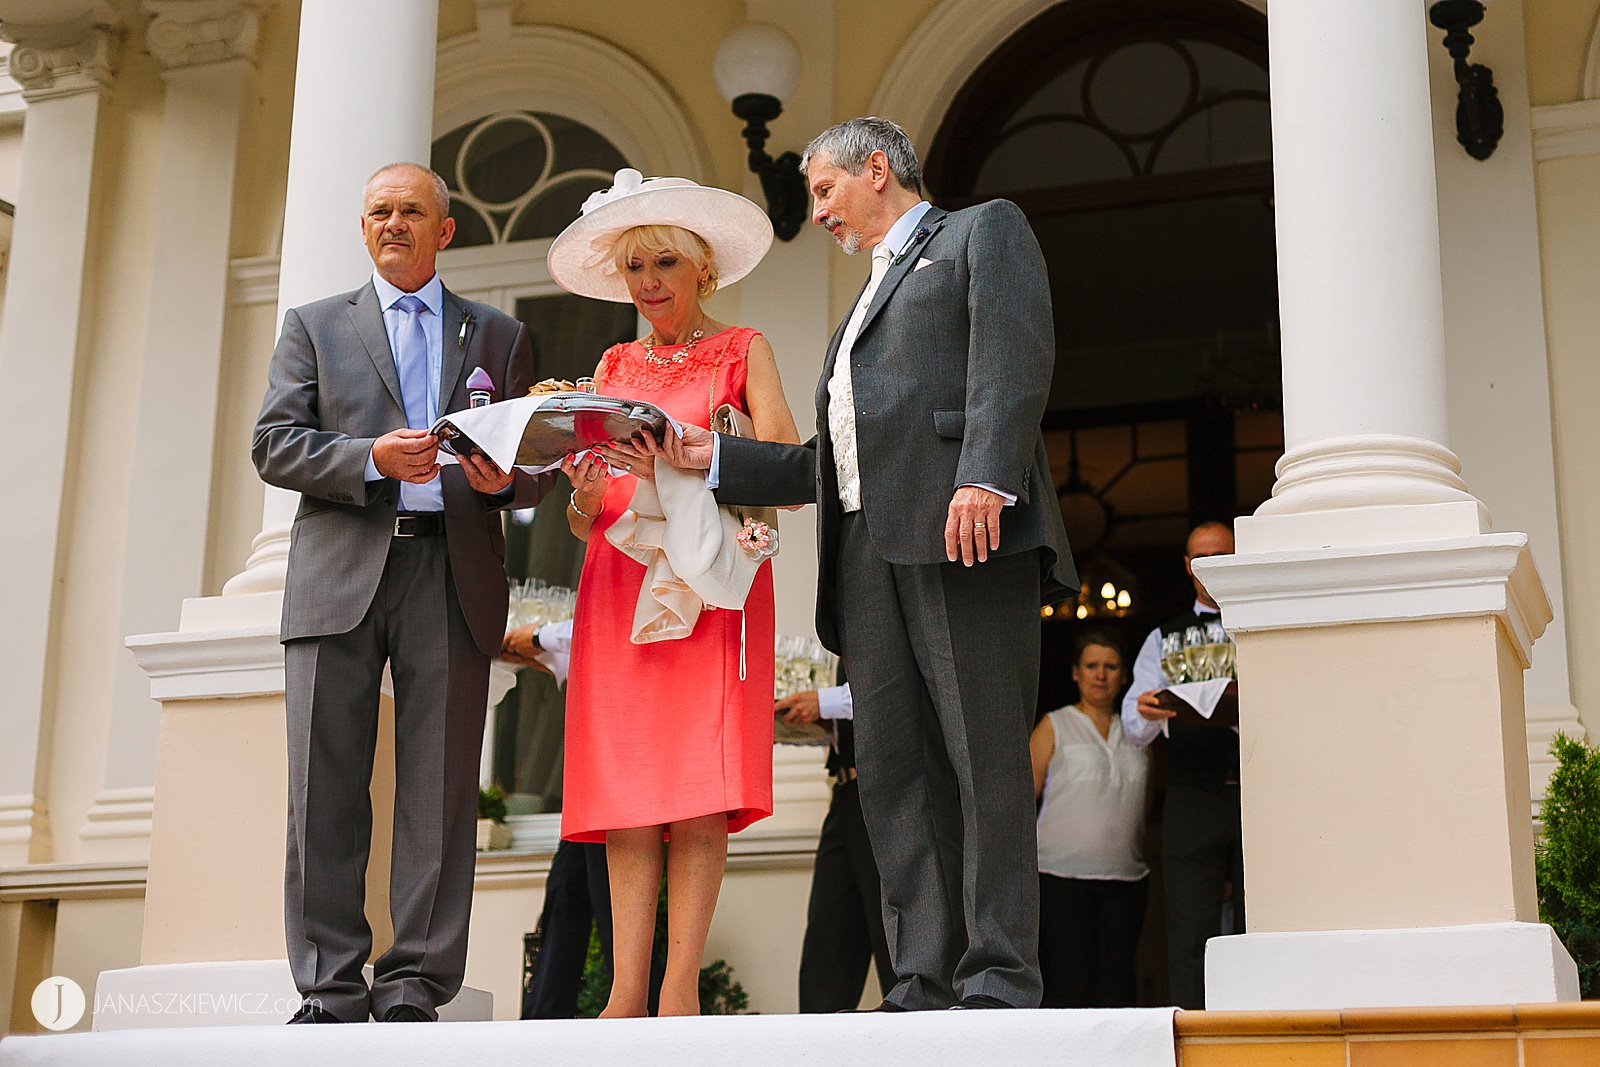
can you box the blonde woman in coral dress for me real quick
[546,171,799,1017]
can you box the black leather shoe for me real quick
[949,995,1015,1009]
[837,1001,908,1013]
[380,1004,434,1022]
[286,1002,342,1024]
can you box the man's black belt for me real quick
[394,513,445,538]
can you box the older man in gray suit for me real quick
[253,162,552,1023]
[623,118,1074,1011]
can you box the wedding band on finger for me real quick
[973,522,987,529]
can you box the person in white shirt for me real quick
[1030,631,1148,1008]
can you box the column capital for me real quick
[3,18,120,102]
[142,1,265,72]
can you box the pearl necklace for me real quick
[640,326,705,366]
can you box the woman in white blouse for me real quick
[1029,630,1150,1008]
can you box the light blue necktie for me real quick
[393,294,432,430]
[392,294,442,511]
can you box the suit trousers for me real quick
[283,535,490,1021]
[522,840,613,1019]
[834,511,1043,1010]
[1162,783,1245,1009]
[798,779,893,1013]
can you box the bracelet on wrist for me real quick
[569,490,598,520]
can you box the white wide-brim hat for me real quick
[547,168,775,303]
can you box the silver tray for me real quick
[437,393,669,469]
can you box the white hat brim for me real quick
[547,183,775,303]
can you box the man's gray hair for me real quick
[366,162,451,216]
[799,117,923,195]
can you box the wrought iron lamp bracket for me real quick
[1429,0,1503,161]
[731,92,807,241]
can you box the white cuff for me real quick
[962,482,1016,506]
[706,432,722,490]
[817,683,853,721]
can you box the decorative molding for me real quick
[434,25,711,183]
[1584,11,1600,101]
[142,0,263,71]
[124,624,285,701]
[4,23,119,103]
[1193,532,1553,668]
[478,819,821,889]
[0,793,50,862]
[0,54,25,126]
[0,859,148,902]
[472,0,515,48]
[80,786,156,844]
[1531,98,1600,162]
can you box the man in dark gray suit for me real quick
[253,163,552,1023]
[626,118,1074,1010]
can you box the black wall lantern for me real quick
[714,23,809,241]
[1428,0,1504,161]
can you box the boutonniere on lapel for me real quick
[892,226,932,267]
[457,310,475,349]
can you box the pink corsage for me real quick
[735,517,778,560]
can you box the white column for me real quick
[0,12,120,866]
[79,2,265,861]
[223,0,439,595]
[1194,1,1575,1011]
[1239,0,1486,551]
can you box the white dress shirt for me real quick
[1120,599,1220,748]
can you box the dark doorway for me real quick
[926,0,1278,1006]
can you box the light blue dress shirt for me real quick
[365,271,444,512]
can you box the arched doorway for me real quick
[925,0,1277,1004]
[927,0,1279,693]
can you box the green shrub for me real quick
[1536,732,1600,999]
[478,784,508,824]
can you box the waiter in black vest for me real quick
[1121,521,1239,1009]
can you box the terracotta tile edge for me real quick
[1175,1002,1600,1038]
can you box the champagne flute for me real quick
[1182,625,1211,682]
[1204,620,1233,680]
[1160,631,1188,685]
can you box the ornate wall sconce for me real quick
[1428,0,1503,160]
[713,23,808,241]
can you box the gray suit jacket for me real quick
[717,200,1076,649]
[252,281,553,656]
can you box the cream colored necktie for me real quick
[828,243,895,513]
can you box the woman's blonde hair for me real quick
[612,224,719,298]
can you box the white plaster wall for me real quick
[1428,1,1575,720]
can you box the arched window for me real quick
[431,110,628,247]
[928,0,1281,639]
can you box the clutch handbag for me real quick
[709,375,780,549]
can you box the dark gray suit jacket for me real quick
[252,281,553,657]
[717,200,1076,649]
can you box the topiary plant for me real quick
[1536,732,1600,998]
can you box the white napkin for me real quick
[1160,678,1234,738]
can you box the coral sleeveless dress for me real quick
[561,326,775,842]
